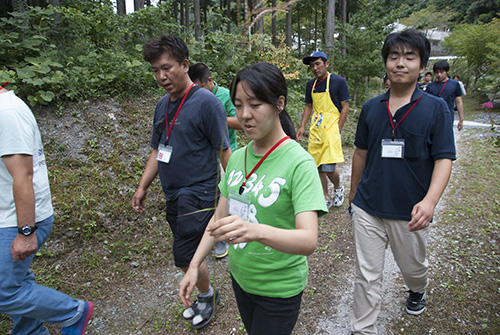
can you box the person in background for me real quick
[131,35,231,329]
[297,51,351,210]
[383,74,391,91]
[426,60,464,131]
[422,71,432,91]
[188,62,242,259]
[349,29,456,334]
[0,81,94,335]
[452,74,466,96]
[179,63,327,335]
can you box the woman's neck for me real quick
[252,127,288,155]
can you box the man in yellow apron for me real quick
[297,51,351,209]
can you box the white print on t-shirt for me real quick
[226,170,286,208]
[226,169,287,251]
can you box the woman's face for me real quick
[233,81,283,142]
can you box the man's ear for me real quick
[182,59,190,71]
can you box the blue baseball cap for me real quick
[303,51,328,65]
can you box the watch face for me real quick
[22,226,32,235]
[20,225,33,235]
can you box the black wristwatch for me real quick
[18,225,38,236]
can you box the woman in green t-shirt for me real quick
[179,63,327,334]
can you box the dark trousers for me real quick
[231,275,303,335]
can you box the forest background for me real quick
[0,0,499,334]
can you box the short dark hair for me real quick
[230,63,296,139]
[425,72,432,76]
[188,63,211,84]
[433,60,450,73]
[142,35,188,64]
[381,29,430,67]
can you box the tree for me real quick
[117,0,126,16]
[443,18,500,87]
[325,0,335,57]
[134,0,144,11]
[194,0,201,40]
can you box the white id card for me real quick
[228,190,251,221]
[157,144,173,163]
[381,139,405,159]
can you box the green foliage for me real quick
[334,0,402,106]
[443,18,500,94]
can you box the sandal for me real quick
[184,289,220,329]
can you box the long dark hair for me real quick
[230,63,296,139]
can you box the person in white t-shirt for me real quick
[0,82,93,335]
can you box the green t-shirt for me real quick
[212,82,238,152]
[219,140,328,298]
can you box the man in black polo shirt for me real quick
[349,29,455,334]
[132,35,231,329]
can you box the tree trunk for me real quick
[134,0,144,11]
[194,0,201,40]
[11,0,25,12]
[314,4,317,50]
[185,0,190,30]
[227,0,231,33]
[341,0,346,54]
[272,0,277,45]
[286,3,292,47]
[117,0,126,16]
[180,0,184,26]
[325,0,335,56]
[297,10,301,53]
[173,0,179,24]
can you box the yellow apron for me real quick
[308,73,344,166]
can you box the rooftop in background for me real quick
[391,22,451,57]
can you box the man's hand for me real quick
[11,233,37,262]
[457,119,463,131]
[408,199,435,232]
[297,126,305,141]
[131,188,147,213]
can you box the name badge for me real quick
[381,139,405,159]
[228,190,250,221]
[157,144,173,163]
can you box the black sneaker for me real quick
[406,290,426,315]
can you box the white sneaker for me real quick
[333,185,344,207]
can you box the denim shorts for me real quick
[318,163,337,173]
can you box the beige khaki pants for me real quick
[350,204,429,334]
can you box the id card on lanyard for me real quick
[156,83,195,164]
[228,190,250,221]
[382,94,422,159]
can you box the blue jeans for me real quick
[0,215,83,335]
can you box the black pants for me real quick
[231,275,303,335]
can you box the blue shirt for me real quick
[304,73,350,111]
[353,87,456,221]
[151,86,230,201]
[425,79,462,122]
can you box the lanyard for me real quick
[213,83,218,95]
[0,81,9,89]
[437,79,448,97]
[239,136,290,195]
[164,83,195,144]
[312,73,329,93]
[386,93,423,140]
